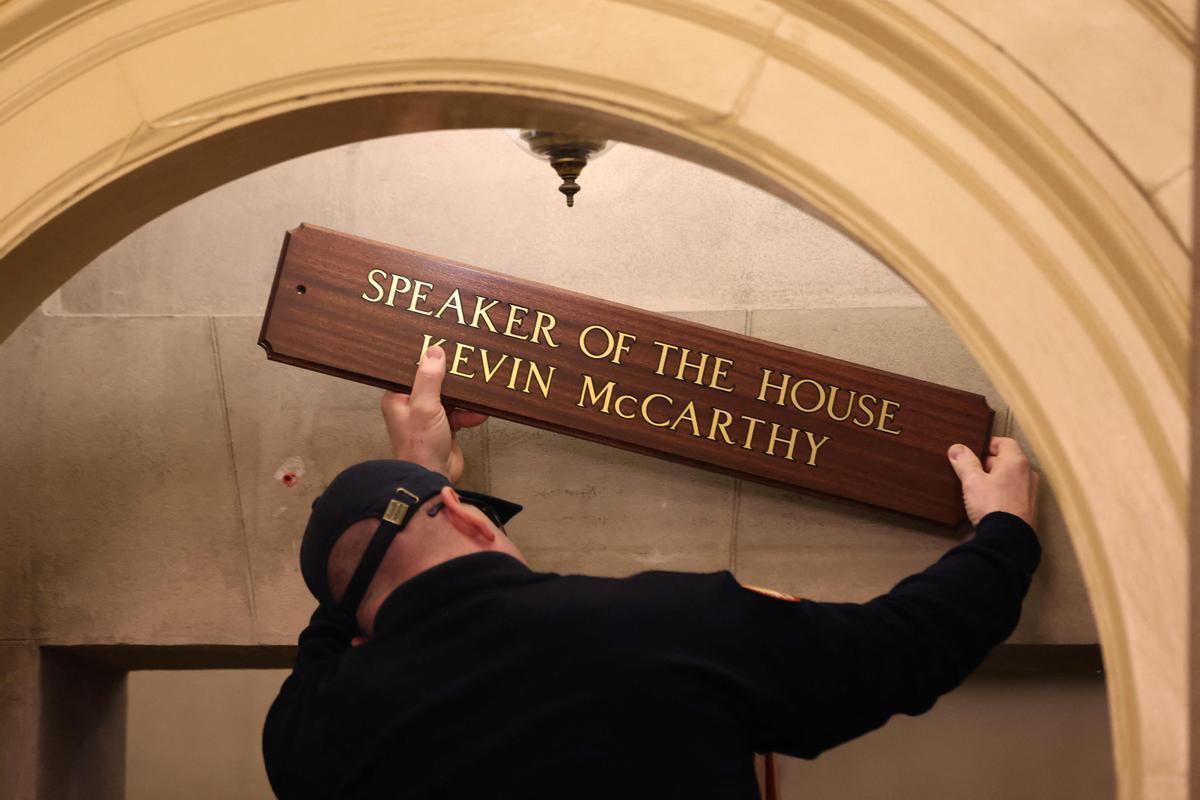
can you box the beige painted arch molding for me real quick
[0,1,1190,797]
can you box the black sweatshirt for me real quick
[262,511,1040,799]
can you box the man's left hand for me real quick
[380,345,487,482]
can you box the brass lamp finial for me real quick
[517,130,612,207]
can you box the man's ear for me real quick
[437,486,497,544]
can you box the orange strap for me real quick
[745,585,790,798]
[742,584,803,602]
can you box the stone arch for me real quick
[0,2,1188,796]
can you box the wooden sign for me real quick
[260,224,993,525]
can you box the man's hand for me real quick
[380,346,487,482]
[948,437,1039,528]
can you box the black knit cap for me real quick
[300,460,522,613]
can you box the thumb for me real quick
[410,345,447,416]
[947,443,984,482]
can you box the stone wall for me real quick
[0,130,1105,797]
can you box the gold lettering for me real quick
[707,408,736,444]
[448,342,476,378]
[741,416,766,450]
[657,344,733,391]
[641,394,674,428]
[614,394,638,420]
[669,401,702,437]
[675,349,710,385]
[652,341,679,376]
[579,326,636,364]
[504,304,530,340]
[362,269,388,303]
[408,280,435,315]
[789,378,826,414]
[757,369,790,405]
[577,374,615,414]
[416,333,447,364]
[471,296,500,332]
[766,423,800,461]
[386,274,412,307]
[579,325,616,360]
[612,331,636,365]
[522,362,556,398]
[530,311,560,348]
[505,357,525,390]
[826,385,857,422]
[434,288,466,325]
[709,357,736,393]
[852,393,879,428]
[804,432,831,466]
[479,349,509,383]
[877,399,903,435]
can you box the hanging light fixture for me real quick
[506,130,615,207]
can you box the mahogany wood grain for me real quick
[260,224,993,525]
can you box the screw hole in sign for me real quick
[281,472,299,488]
[296,285,306,294]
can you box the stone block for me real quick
[487,311,747,578]
[1153,166,1192,249]
[778,673,1112,798]
[490,424,735,576]
[1006,418,1098,643]
[732,482,959,602]
[0,314,39,640]
[58,145,357,316]
[126,669,286,800]
[214,316,488,642]
[58,131,919,317]
[38,648,127,800]
[947,0,1192,189]
[0,313,253,644]
[0,646,39,800]
[347,135,919,313]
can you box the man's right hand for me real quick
[380,345,487,482]
[947,437,1039,528]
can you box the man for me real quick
[263,345,1040,799]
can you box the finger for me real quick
[988,438,1002,456]
[984,455,997,472]
[948,443,985,482]
[449,408,489,431]
[409,346,447,416]
[991,437,1023,458]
